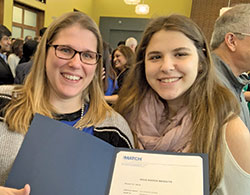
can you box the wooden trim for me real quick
[0,0,3,24]
[13,1,44,38]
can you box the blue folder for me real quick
[5,114,209,195]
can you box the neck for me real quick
[214,46,242,77]
[167,98,185,119]
[49,94,82,114]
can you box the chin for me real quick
[158,93,179,101]
[60,88,82,99]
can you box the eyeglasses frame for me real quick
[48,44,102,65]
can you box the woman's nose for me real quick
[160,56,175,72]
[68,53,82,68]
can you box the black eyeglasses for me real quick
[48,44,101,65]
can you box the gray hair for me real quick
[125,37,137,48]
[210,3,250,50]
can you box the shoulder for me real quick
[7,53,14,59]
[94,110,134,148]
[16,61,32,74]
[8,54,18,60]
[226,116,250,174]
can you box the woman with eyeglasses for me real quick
[0,12,134,194]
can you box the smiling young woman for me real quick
[115,14,250,194]
[0,12,134,194]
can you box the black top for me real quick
[0,95,133,148]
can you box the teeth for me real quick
[63,74,80,81]
[161,78,179,83]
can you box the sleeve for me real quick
[94,111,134,148]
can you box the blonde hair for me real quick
[115,15,240,193]
[4,12,112,133]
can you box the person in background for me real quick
[7,39,24,77]
[14,40,39,84]
[0,24,14,84]
[117,40,125,46]
[125,37,138,53]
[18,39,38,65]
[34,27,47,42]
[11,38,16,44]
[242,71,250,113]
[39,27,47,37]
[0,11,133,194]
[210,3,250,130]
[15,28,47,84]
[115,14,250,194]
[112,45,135,90]
[105,45,135,104]
[102,41,118,96]
[24,35,32,42]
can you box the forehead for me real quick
[0,35,10,40]
[55,24,93,39]
[114,50,123,55]
[146,30,196,51]
[53,24,98,50]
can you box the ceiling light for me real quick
[135,4,149,15]
[124,0,140,5]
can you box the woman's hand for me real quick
[0,184,30,195]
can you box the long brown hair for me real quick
[111,45,135,74]
[4,12,112,133]
[115,14,240,193]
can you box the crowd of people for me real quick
[0,27,47,86]
[0,3,250,195]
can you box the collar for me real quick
[0,53,7,63]
[212,53,249,89]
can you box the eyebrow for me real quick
[146,51,161,56]
[173,47,191,52]
[147,47,191,55]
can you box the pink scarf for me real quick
[127,90,192,152]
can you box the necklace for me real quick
[80,103,85,119]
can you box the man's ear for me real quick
[224,32,237,52]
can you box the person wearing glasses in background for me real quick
[0,12,134,194]
[0,24,14,84]
[211,3,250,130]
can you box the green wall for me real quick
[3,0,192,30]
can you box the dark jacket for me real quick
[0,56,14,84]
[14,60,32,84]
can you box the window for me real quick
[12,2,44,39]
